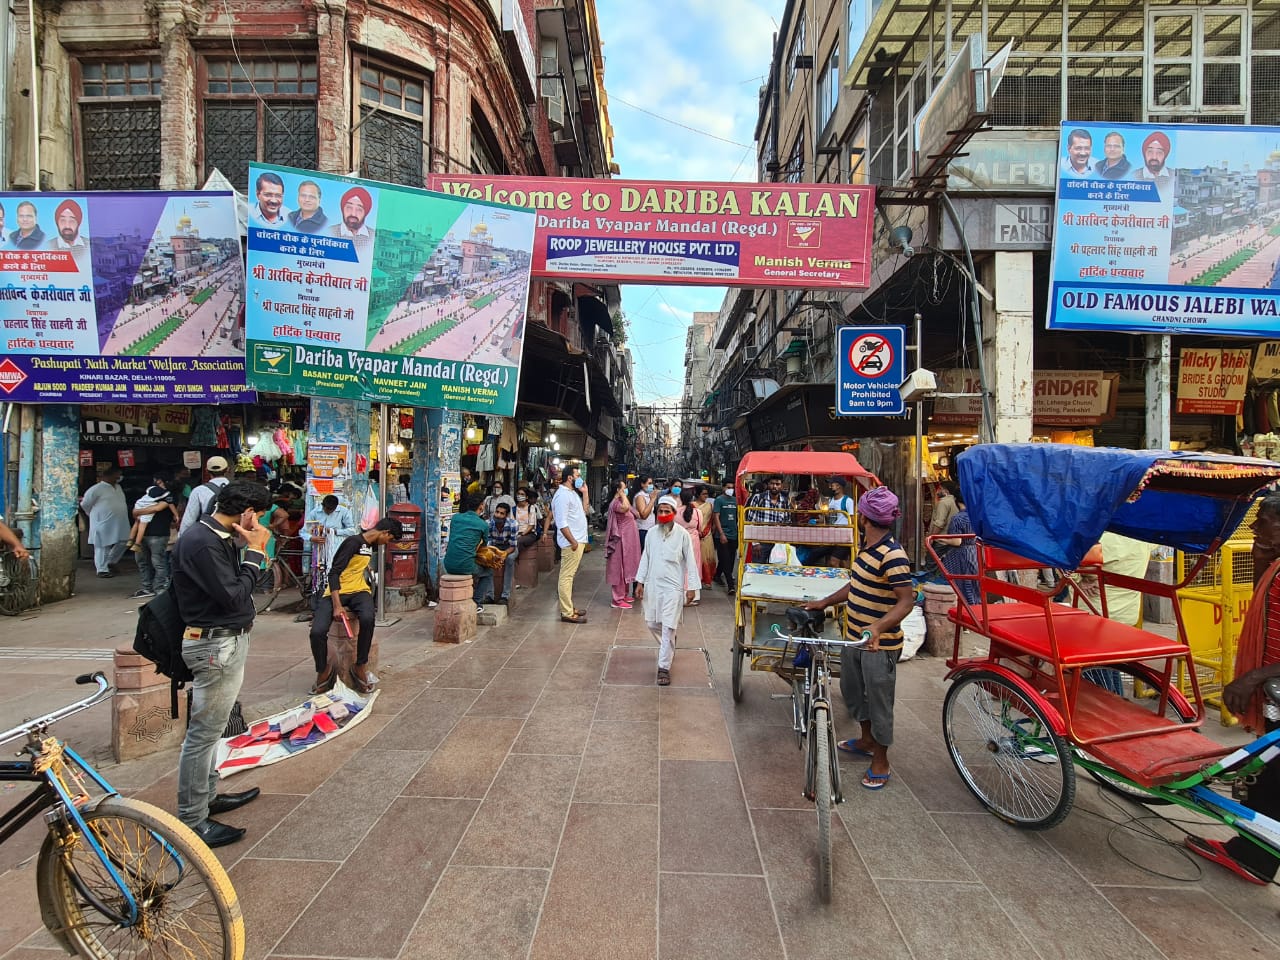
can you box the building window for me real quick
[77,59,163,190]
[202,59,318,188]
[786,130,804,183]
[787,6,807,92]
[358,63,428,187]
[817,43,840,132]
[1147,6,1247,116]
[470,108,506,175]
[848,0,867,65]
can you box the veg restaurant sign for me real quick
[428,175,876,289]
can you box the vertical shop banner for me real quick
[0,191,250,402]
[306,441,352,499]
[1175,347,1251,415]
[244,164,536,417]
[427,174,876,289]
[1049,121,1280,336]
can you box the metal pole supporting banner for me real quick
[376,402,399,627]
[913,312,924,569]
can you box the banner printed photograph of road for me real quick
[244,164,537,416]
[0,191,248,403]
[1049,121,1280,336]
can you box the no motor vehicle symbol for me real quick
[848,333,894,379]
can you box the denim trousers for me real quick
[177,630,249,826]
[136,535,171,591]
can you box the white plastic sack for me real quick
[899,605,926,662]
[769,542,800,565]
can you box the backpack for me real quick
[133,587,194,718]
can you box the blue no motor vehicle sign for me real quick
[835,325,906,416]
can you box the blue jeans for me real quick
[473,568,494,603]
[499,545,517,599]
[137,535,170,592]
[177,630,249,826]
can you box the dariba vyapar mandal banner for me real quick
[1049,121,1280,337]
[244,164,537,417]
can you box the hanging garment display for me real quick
[191,407,219,447]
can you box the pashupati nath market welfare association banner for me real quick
[244,164,536,417]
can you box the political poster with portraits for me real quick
[244,164,537,417]
[0,191,249,402]
[1049,121,1280,336]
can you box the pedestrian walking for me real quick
[605,479,641,608]
[130,470,179,598]
[634,496,700,685]
[487,502,519,603]
[170,480,272,848]
[675,489,702,605]
[805,486,914,791]
[308,517,403,695]
[179,456,231,534]
[552,465,589,623]
[81,467,131,578]
[694,485,716,586]
[712,482,739,591]
[631,475,657,558]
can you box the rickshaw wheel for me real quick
[731,625,746,704]
[812,706,834,904]
[943,670,1076,830]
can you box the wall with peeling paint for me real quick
[39,406,81,602]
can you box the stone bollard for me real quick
[325,604,379,683]
[921,582,957,658]
[516,542,539,589]
[112,645,188,763]
[536,535,554,572]
[434,573,477,644]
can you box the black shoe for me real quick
[191,818,246,848]
[207,787,260,815]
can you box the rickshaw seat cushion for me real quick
[980,546,1046,570]
[949,602,1093,628]
[741,524,856,546]
[738,563,849,602]
[982,613,1187,666]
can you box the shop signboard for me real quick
[939,198,1054,252]
[946,130,1059,193]
[835,326,905,416]
[427,174,876,289]
[80,404,193,445]
[306,441,352,498]
[244,164,537,417]
[1048,121,1280,336]
[1254,341,1280,380]
[1175,347,1251,415]
[0,190,250,403]
[933,369,1117,425]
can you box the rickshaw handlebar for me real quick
[768,624,869,649]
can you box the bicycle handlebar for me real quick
[769,623,868,649]
[0,672,114,747]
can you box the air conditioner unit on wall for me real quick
[545,95,565,132]
[744,345,760,362]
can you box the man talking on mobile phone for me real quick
[170,480,273,848]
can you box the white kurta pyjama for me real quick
[635,523,701,670]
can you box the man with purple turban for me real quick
[805,485,914,790]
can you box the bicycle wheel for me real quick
[943,670,1076,830]
[812,705,834,904]
[731,624,745,703]
[0,551,37,616]
[253,562,283,615]
[37,796,245,960]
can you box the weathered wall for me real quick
[38,406,81,602]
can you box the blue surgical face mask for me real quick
[574,477,584,490]
[672,486,682,496]
[645,484,654,493]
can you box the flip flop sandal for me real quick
[837,739,873,758]
[861,770,892,790]
[656,669,671,686]
[1184,836,1268,885]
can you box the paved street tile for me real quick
[431,650,515,689]
[398,865,549,960]
[452,755,579,867]
[878,879,1038,959]
[274,797,476,959]
[604,645,662,685]
[209,793,304,871]
[881,735,989,814]
[595,684,660,721]
[368,686,480,751]
[660,759,761,874]
[659,874,782,960]
[842,790,976,882]
[575,720,659,804]
[753,808,910,960]
[659,688,733,760]
[730,722,812,810]
[1101,886,1279,958]
[0,861,42,957]
[403,716,524,798]
[530,803,658,960]
[466,668,551,718]
[226,857,338,960]
[247,749,429,860]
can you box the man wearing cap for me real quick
[805,486,914,790]
[9,200,44,249]
[47,199,89,270]
[1135,131,1174,197]
[180,457,232,535]
[634,495,700,685]
[330,187,374,258]
[249,171,290,227]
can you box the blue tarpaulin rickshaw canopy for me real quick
[956,444,1280,570]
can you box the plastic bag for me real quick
[899,605,926,662]
[768,542,800,565]
[361,482,380,529]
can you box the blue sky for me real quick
[596,0,783,404]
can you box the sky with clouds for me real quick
[595,0,783,405]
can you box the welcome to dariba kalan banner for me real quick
[244,164,536,416]
[1048,120,1280,336]
[427,175,876,289]
[0,191,250,402]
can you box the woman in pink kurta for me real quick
[676,488,703,605]
[606,480,642,608]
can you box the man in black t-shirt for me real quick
[131,471,179,598]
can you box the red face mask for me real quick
[656,510,676,525]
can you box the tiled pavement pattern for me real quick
[0,550,1277,959]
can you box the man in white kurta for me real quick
[634,496,700,684]
[80,467,131,577]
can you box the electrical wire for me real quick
[610,94,753,148]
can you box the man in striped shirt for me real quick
[805,486,914,791]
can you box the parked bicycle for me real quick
[254,538,313,615]
[0,550,38,616]
[1,672,244,959]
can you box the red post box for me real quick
[387,503,422,588]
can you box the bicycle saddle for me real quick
[1265,677,1280,707]
[784,606,825,632]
